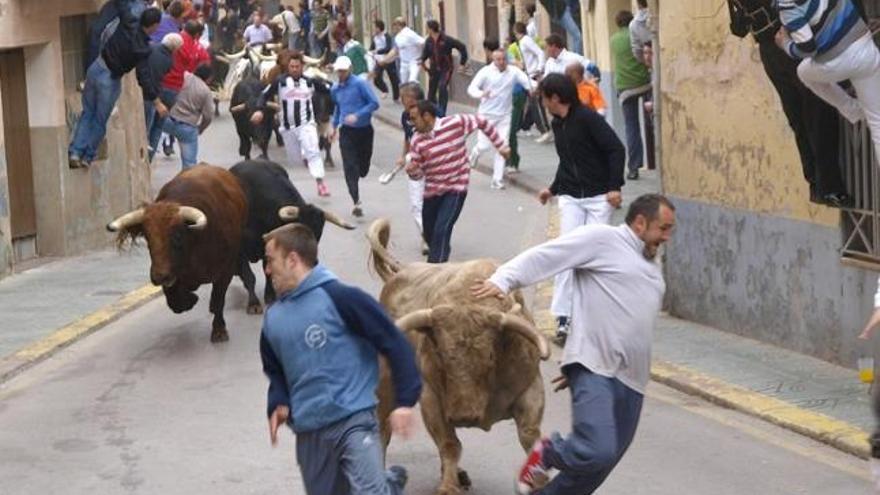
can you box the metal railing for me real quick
[840,120,880,263]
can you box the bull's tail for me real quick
[367,218,403,283]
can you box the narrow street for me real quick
[0,113,871,494]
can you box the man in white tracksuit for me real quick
[467,48,533,190]
[253,52,331,197]
[398,82,429,255]
[391,17,425,84]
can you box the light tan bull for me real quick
[368,218,550,495]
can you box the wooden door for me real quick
[0,49,36,239]
[484,0,499,44]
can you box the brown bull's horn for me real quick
[178,206,207,230]
[229,103,247,113]
[107,208,146,232]
[279,206,300,221]
[395,309,433,333]
[500,313,551,360]
[322,209,356,230]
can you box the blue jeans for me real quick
[538,365,643,494]
[147,88,179,162]
[422,191,467,263]
[69,58,122,163]
[162,117,199,169]
[621,92,648,173]
[295,410,406,495]
[560,5,583,55]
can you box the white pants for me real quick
[468,114,511,183]
[399,59,421,84]
[280,123,324,179]
[408,177,425,234]
[797,32,880,161]
[550,194,614,319]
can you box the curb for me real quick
[373,109,545,197]
[530,202,871,459]
[0,284,162,384]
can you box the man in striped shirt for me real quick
[254,51,331,196]
[776,0,880,162]
[405,101,511,263]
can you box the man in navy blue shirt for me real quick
[330,55,380,217]
[260,223,421,494]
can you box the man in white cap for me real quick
[330,55,380,217]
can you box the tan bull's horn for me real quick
[322,209,356,230]
[107,208,146,232]
[395,309,433,333]
[178,206,207,230]
[279,206,300,221]
[500,313,551,360]
[265,101,281,111]
[511,303,522,314]
[229,103,247,113]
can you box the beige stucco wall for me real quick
[0,0,151,277]
[659,0,837,227]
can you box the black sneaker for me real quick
[822,192,854,208]
[554,317,570,347]
[627,170,639,180]
[352,203,363,218]
[162,140,174,157]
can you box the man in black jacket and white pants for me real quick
[537,73,626,345]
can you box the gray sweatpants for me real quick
[295,409,406,495]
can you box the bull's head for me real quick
[279,205,355,240]
[107,204,207,288]
[395,305,549,424]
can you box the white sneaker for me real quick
[490,180,506,190]
[535,131,554,144]
[469,152,479,169]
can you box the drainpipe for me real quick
[649,0,662,191]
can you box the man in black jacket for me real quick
[69,5,162,169]
[370,19,400,102]
[142,33,182,152]
[538,73,625,345]
[420,19,468,116]
[727,0,851,207]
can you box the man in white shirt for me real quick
[390,16,425,83]
[513,21,552,145]
[543,33,590,78]
[467,47,532,190]
[472,193,676,495]
[244,12,274,47]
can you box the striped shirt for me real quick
[259,75,328,129]
[407,114,503,198]
[777,0,868,61]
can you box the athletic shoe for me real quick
[421,240,429,256]
[469,151,479,169]
[515,438,550,494]
[535,131,554,144]
[627,170,639,180]
[554,316,570,347]
[505,166,520,175]
[162,141,174,157]
[490,180,506,190]
[317,182,330,197]
[352,202,363,217]
[68,155,84,169]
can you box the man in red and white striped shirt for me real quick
[405,100,510,263]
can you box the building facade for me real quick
[0,0,151,279]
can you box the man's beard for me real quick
[643,245,657,260]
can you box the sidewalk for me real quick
[0,98,874,460]
[377,96,875,457]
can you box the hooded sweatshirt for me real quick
[260,264,422,433]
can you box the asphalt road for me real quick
[0,114,872,494]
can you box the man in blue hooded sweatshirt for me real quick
[260,223,421,494]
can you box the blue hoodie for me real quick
[260,264,422,433]
[331,74,379,129]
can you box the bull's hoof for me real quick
[246,303,263,315]
[457,469,472,489]
[211,327,230,343]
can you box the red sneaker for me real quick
[317,182,330,197]
[515,438,550,494]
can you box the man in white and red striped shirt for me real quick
[406,100,510,263]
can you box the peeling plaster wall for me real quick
[659,1,872,366]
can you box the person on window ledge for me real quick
[420,20,468,117]
[728,0,852,208]
[69,6,162,170]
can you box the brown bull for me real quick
[107,165,250,343]
[368,218,550,495]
